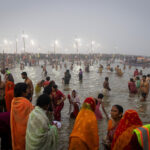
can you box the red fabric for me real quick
[84,97,96,111]
[128,82,137,94]
[43,81,50,87]
[70,103,79,119]
[5,81,15,112]
[111,110,142,150]
[54,102,64,121]
[134,70,139,77]
[52,90,65,121]
[52,90,64,106]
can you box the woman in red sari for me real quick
[111,109,142,150]
[51,84,66,121]
[5,74,15,112]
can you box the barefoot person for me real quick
[21,72,34,101]
[140,75,149,101]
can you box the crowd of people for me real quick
[0,58,150,150]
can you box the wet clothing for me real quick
[52,90,65,121]
[11,97,33,150]
[111,109,142,150]
[128,81,137,94]
[5,81,14,112]
[64,72,71,84]
[69,97,99,150]
[26,106,57,150]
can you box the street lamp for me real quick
[54,40,58,54]
[75,38,81,54]
[16,39,18,53]
[22,31,28,53]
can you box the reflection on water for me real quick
[10,61,150,150]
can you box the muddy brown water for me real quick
[9,60,150,150]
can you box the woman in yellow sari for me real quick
[69,97,99,150]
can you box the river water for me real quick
[10,60,150,150]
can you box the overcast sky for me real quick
[0,0,150,55]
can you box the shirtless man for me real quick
[21,72,34,101]
[0,75,5,112]
[140,75,149,101]
[103,77,111,96]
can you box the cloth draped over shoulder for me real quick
[26,106,57,150]
[111,109,142,150]
[5,81,14,112]
[69,97,99,150]
[11,97,34,150]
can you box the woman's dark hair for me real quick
[14,83,27,97]
[52,84,58,90]
[46,76,50,81]
[43,85,52,95]
[136,76,140,80]
[130,78,134,82]
[7,74,14,83]
[98,93,104,99]
[36,94,51,107]
[113,105,123,114]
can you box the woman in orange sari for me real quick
[69,97,99,150]
[5,74,15,112]
[111,109,142,150]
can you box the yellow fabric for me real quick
[69,108,99,150]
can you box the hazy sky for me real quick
[0,0,150,55]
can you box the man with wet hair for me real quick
[21,72,34,101]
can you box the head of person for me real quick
[21,72,27,79]
[147,74,150,78]
[136,76,140,80]
[49,80,55,87]
[43,84,52,95]
[40,80,45,85]
[52,84,58,92]
[1,69,5,75]
[105,77,109,81]
[130,78,134,82]
[142,75,146,81]
[6,73,14,83]
[72,90,76,97]
[66,69,69,73]
[14,83,28,97]
[82,97,96,112]
[98,93,104,99]
[136,69,138,71]
[111,105,123,120]
[46,76,50,81]
[36,94,52,111]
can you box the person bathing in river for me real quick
[21,72,34,102]
[95,93,109,120]
[140,75,149,101]
[35,80,45,97]
[102,77,111,96]
[128,78,137,94]
[79,68,83,82]
[64,70,71,85]
[68,90,80,119]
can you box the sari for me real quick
[5,81,15,112]
[11,97,34,150]
[69,97,99,150]
[111,109,142,150]
[26,106,57,150]
[0,112,11,150]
